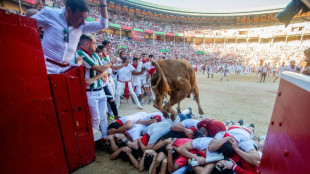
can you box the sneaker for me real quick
[148,99,151,104]
[188,107,193,115]
[188,158,199,168]
[141,100,145,106]
[250,123,255,128]
[138,105,143,109]
[205,153,224,163]
[108,115,114,120]
[237,119,243,126]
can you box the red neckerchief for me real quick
[142,60,148,64]
[132,64,138,69]
[115,119,123,126]
[80,47,92,57]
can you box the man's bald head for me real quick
[26,9,38,17]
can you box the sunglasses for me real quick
[64,28,69,43]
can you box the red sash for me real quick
[117,75,130,100]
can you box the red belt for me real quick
[117,75,130,100]
[46,58,70,67]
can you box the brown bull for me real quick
[151,59,204,120]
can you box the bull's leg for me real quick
[164,90,188,121]
[192,86,204,115]
[177,102,181,113]
[153,94,170,118]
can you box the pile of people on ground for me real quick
[102,108,265,174]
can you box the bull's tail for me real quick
[151,61,170,97]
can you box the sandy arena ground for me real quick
[73,72,279,174]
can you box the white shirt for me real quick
[215,127,254,152]
[32,7,108,73]
[286,65,299,72]
[126,124,146,141]
[181,119,199,129]
[262,66,268,73]
[193,137,219,156]
[117,65,135,82]
[131,63,142,86]
[141,111,166,122]
[140,61,151,79]
[278,65,286,74]
[118,112,148,124]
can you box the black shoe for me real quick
[250,123,255,128]
[95,139,105,151]
[238,119,243,126]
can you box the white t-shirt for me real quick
[193,137,219,156]
[141,111,167,122]
[117,64,135,82]
[286,65,299,72]
[140,61,151,79]
[278,65,286,75]
[126,124,146,141]
[131,63,142,86]
[214,127,254,152]
[181,119,200,129]
[118,112,148,124]
[144,117,180,144]
[262,66,268,73]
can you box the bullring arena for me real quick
[1,0,310,174]
[73,73,279,174]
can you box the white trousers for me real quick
[115,81,141,108]
[87,90,108,138]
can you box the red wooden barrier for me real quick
[0,12,68,173]
[259,72,310,174]
[49,66,96,172]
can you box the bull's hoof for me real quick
[163,112,170,119]
[170,109,178,121]
[199,110,204,115]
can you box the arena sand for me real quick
[73,73,279,174]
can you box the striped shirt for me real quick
[76,49,104,89]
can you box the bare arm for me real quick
[110,147,123,160]
[177,141,198,160]
[171,123,194,139]
[34,0,44,10]
[124,147,140,169]
[109,120,133,134]
[171,123,187,132]
[208,137,230,152]
[132,69,145,76]
[109,136,120,152]
[138,138,154,152]
[139,151,147,171]
[85,72,107,86]
[99,0,108,20]
[91,62,112,73]
[111,59,130,70]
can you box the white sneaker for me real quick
[189,158,199,167]
[138,105,143,109]
[205,153,224,163]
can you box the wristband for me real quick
[232,162,237,171]
[100,4,107,7]
[124,139,129,145]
